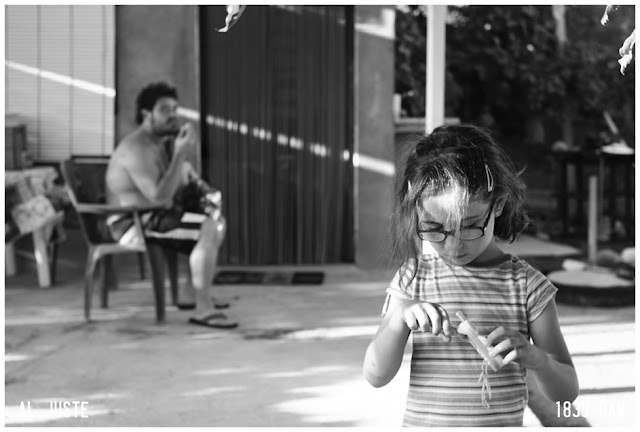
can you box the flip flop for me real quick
[176,302,230,311]
[188,312,238,329]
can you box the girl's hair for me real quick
[391,124,529,283]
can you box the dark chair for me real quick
[60,158,177,322]
[70,155,147,280]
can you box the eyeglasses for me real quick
[417,200,495,242]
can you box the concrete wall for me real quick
[353,5,396,270]
[115,5,200,167]
[5,5,115,160]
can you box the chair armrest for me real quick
[75,203,166,215]
[5,211,65,244]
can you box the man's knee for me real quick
[200,216,226,247]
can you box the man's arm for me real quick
[123,146,185,205]
[181,160,200,185]
[124,124,196,204]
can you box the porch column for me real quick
[425,5,446,134]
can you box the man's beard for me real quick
[151,116,180,138]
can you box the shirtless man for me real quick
[106,82,236,329]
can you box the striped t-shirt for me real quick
[384,253,558,427]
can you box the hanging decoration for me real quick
[217,5,246,33]
[601,5,635,75]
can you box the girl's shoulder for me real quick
[442,253,524,273]
[484,256,557,299]
[475,255,536,281]
[504,255,547,278]
[386,256,434,300]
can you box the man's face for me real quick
[145,97,180,136]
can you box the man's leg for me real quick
[178,262,195,304]
[189,216,226,316]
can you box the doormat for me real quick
[214,271,324,285]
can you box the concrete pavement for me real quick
[3,231,636,427]
[4,272,635,427]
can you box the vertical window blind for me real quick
[201,6,355,265]
[5,5,115,161]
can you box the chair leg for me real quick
[104,255,119,291]
[164,249,179,306]
[104,255,118,292]
[49,241,59,285]
[147,243,166,323]
[84,249,98,322]
[138,252,146,280]
[48,221,63,285]
[100,258,110,309]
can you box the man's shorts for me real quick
[106,208,207,255]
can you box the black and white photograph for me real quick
[3,2,636,428]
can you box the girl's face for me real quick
[417,194,503,266]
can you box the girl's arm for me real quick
[363,296,411,388]
[527,300,579,403]
[487,299,579,403]
[363,296,456,387]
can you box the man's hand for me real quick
[174,123,195,157]
[181,161,199,185]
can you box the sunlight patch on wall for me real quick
[5,60,115,98]
[177,108,397,177]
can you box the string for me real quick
[478,359,492,409]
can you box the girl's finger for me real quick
[413,308,431,333]
[433,304,453,342]
[423,303,442,336]
[501,347,520,366]
[403,311,419,331]
[488,337,516,357]
[434,303,453,336]
[440,332,452,343]
[485,326,508,346]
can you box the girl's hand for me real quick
[486,327,550,370]
[395,300,457,342]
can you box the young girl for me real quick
[363,124,578,427]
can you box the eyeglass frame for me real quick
[416,199,495,243]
